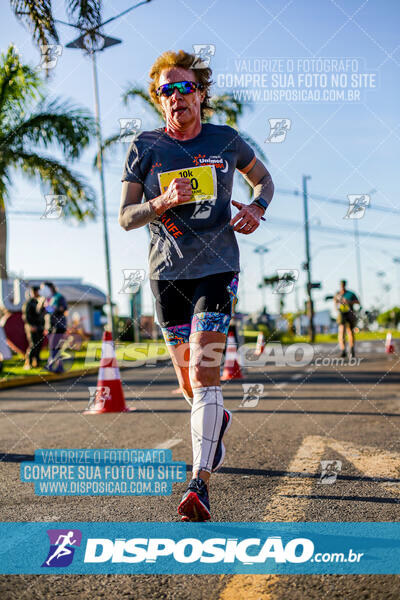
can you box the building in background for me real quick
[294,310,335,335]
[0,278,107,354]
[27,278,107,339]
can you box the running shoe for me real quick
[212,409,232,473]
[340,349,346,358]
[349,347,355,358]
[178,477,210,522]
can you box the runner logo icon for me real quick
[42,529,82,567]
[344,194,370,219]
[265,118,291,143]
[191,44,216,68]
[318,460,342,485]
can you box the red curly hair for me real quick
[149,50,213,120]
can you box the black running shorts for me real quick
[150,272,238,329]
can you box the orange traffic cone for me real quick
[385,332,395,354]
[221,331,243,381]
[255,332,265,357]
[84,331,132,414]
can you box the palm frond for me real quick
[0,167,12,204]
[66,0,102,30]
[209,94,246,126]
[123,84,163,120]
[10,0,59,46]
[5,99,96,159]
[0,44,42,116]
[235,176,254,201]
[13,151,97,220]
[239,131,267,163]
[99,83,163,165]
[93,131,121,168]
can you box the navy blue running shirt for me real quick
[121,123,255,280]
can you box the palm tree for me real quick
[260,273,297,315]
[10,0,101,48]
[0,44,96,279]
[100,83,267,199]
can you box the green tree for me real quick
[0,44,96,279]
[101,83,267,199]
[377,307,400,329]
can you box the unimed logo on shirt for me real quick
[192,154,228,172]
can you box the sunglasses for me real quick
[156,80,204,97]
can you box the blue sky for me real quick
[2,0,399,316]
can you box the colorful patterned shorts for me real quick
[150,272,239,345]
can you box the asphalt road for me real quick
[0,344,399,599]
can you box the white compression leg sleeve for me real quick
[191,386,224,474]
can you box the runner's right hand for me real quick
[150,178,192,215]
[164,178,192,208]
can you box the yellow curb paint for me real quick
[0,355,172,391]
[0,367,99,390]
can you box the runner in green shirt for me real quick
[334,280,360,358]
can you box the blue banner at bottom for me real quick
[0,522,399,574]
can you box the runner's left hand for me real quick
[230,200,264,234]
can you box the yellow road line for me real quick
[219,436,326,599]
[265,435,326,522]
[219,573,279,600]
[219,435,400,599]
[326,437,400,480]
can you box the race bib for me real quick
[338,297,350,312]
[158,165,217,204]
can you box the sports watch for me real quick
[251,197,269,212]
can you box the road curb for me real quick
[0,367,100,390]
[0,356,171,391]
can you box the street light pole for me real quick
[62,2,153,338]
[393,257,400,303]
[66,33,122,339]
[254,246,269,311]
[353,217,363,303]
[302,175,315,343]
[91,50,114,336]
